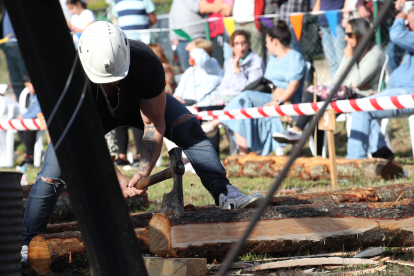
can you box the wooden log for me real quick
[23,192,149,223]
[149,200,414,259]
[28,228,149,275]
[271,183,414,205]
[223,153,403,180]
[144,257,206,276]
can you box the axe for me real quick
[134,147,185,216]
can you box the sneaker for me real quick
[131,159,140,167]
[219,185,264,209]
[272,128,302,144]
[372,147,395,160]
[19,157,33,167]
[114,159,130,166]
[201,122,219,138]
[21,245,28,263]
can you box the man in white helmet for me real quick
[21,21,264,260]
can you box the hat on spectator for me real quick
[78,21,130,84]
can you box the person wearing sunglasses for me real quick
[273,18,388,158]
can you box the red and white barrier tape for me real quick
[188,95,414,121]
[0,118,41,131]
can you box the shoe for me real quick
[372,147,395,160]
[21,245,28,263]
[219,185,264,209]
[114,159,130,166]
[131,159,140,167]
[19,157,33,167]
[201,122,219,138]
[272,128,302,144]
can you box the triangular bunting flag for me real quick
[259,17,273,29]
[325,10,338,37]
[223,17,235,36]
[173,29,192,41]
[290,14,304,41]
[208,13,225,38]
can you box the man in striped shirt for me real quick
[112,0,158,42]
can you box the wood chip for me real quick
[386,260,414,267]
[354,247,383,258]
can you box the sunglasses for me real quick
[345,31,355,38]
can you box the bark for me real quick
[271,183,414,205]
[28,228,149,275]
[223,153,404,180]
[149,200,414,259]
[23,192,149,223]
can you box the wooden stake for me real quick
[318,110,338,187]
[143,257,206,276]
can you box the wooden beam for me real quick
[223,153,403,180]
[149,200,414,258]
[143,257,206,276]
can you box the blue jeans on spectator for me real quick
[320,25,346,78]
[289,28,305,56]
[22,94,229,245]
[347,88,414,159]
[1,42,27,99]
[176,40,190,70]
[386,41,405,74]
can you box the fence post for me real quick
[373,0,382,45]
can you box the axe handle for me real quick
[135,167,173,190]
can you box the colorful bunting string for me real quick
[290,14,304,41]
[223,17,235,36]
[259,17,273,29]
[173,29,192,41]
[325,10,339,37]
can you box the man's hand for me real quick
[231,55,241,74]
[358,5,371,18]
[118,175,147,199]
[396,0,407,11]
[264,101,279,107]
[396,11,407,20]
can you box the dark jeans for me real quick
[22,94,229,245]
[115,127,143,156]
[176,40,190,70]
[18,131,37,156]
[1,42,27,99]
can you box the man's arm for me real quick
[390,14,414,53]
[312,0,321,12]
[199,0,225,14]
[148,12,158,27]
[128,91,167,187]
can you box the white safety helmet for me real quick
[78,21,130,84]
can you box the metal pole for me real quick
[216,0,394,275]
[4,0,148,275]
[374,0,382,45]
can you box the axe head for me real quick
[161,147,185,216]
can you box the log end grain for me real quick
[149,213,177,257]
[28,235,52,275]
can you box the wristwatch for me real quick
[277,99,284,105]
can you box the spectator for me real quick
[169,0,228,70]
[346,8,414,159]
[209,30,266,106]
[233,0,266,60]
[66,0,95,33]
[0,86,25,167]
[313,0,347,77]
[17,76,42,167]
[174,38,223,105]
[273,18,386,155]
[149,43,177,94]
[111,0,157,43]
[203,20,306,156]
[0,10,28,98]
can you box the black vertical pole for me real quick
[4,0,148,275]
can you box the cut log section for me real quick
[23,192,149,223]
[271,183,414,205]
[144,257,206,276]
[223,153,403,180]
[149,200,414,258]
[28,229,149,275]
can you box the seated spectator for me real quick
[66,0,95,33]
[203,20,306,156]
[148,43,177,95]
[346,8,414,159]
[174,38,223,106]
[273,18,386,157]
[17,76,42,167]
[208,30,266,106]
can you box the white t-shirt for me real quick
[70,9,95,31]
[233,0,255,23]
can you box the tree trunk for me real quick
[149,200,414,259]
[23,192,149,223]
[28,228,149,275]
[271,183,414,205]
[223,153,403,180]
